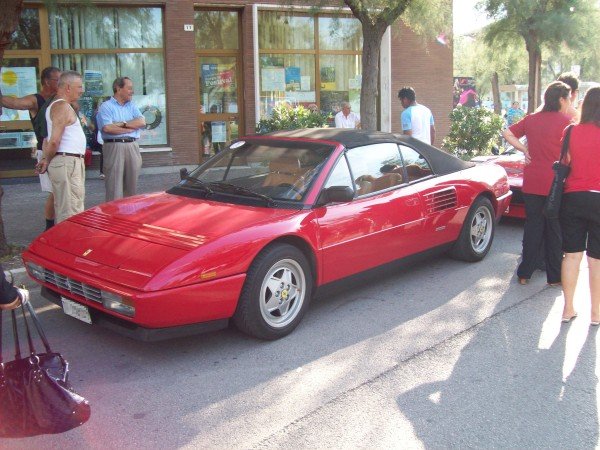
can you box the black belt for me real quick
[104,138,136,143]
[55,152,84,158]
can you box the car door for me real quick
[315,143,423,284]
[399,144,464,248]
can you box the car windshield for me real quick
[180,139,335,203]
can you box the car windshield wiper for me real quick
[181,176,214,194]
[210,182,275,206]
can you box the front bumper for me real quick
[24,250,247,340]
[42,287,228,341]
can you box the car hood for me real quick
[472,152,524,188]
[29,192,299,288]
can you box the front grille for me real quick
[42,267,102,303]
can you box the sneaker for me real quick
[99,173,105,180]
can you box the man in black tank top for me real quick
[0,66,60,231]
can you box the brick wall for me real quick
[390,22,453,143]
[164,0,200,165]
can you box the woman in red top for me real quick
[503,81,572,286]
[560,87,600,324]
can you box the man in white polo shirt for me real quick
[398,86,435,145]
[335,101,361,129]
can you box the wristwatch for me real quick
[122,121,127,128]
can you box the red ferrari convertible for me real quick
[472,147,525,219]
[23,129,511,340]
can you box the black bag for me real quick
[543,125,573,219]
[0,302,91,438]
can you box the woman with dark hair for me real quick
[559,87,600,324]
[502,81,572,286]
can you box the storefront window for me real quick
[50,7,163,49]
[194,11,239,49]
[48,7,166,146]
[259,11,314,50]
[258,11,361,121]
[9,8,41,50]
[318,17,362,51]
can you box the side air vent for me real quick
[424,187,457,214]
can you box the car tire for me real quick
[450,196,495,262]
[233,243,313,340]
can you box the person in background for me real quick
[502,81,572,286]
[334,102,360,129]
[505,101,525,126]
[97,77,146,201]
[0,66,61,231]
[398,86,435,145]
[559,87,600,325]
[557,71,580,121]
[36,71,86,223]
[0,264,29,310]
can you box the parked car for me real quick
[472,146,525,219]
[23,129,511,341]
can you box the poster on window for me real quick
[0,67,37,121]
[285,67,301,91]
[211,121,226,143]
[135,93,167,146]
[84,70,104,97]
[320,67,336,91]
[261,67,286,92]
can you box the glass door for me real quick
[198,56,240,157]
[195,9,242,160]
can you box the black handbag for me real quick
[543,125,573,219]
[0,301,91,438]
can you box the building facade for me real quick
[1,1,452,179]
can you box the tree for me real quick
[481,0,600,113]
[0,0,24,257]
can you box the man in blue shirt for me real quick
[97,77,146,201]
[398,87,435,145]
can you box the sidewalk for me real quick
[2,166,185,275]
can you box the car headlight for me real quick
[101,291,135,317]
[26,261,45,281]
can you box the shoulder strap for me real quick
[560,125,574,163]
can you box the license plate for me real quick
[61,297,92,324]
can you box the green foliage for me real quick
[256,104,331,134]
[442,106,504,160]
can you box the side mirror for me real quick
[317,186,354,205]
[491,146,499,155]
[179,167,189,181]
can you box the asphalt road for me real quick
[1,176,598,448]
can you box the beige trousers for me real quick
[47,154,85,223]
[103,141,143,202]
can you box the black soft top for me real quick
[259,128,474,175]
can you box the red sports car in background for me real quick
[472,147,525,219]
[23,129,511,341]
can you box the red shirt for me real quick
[509,111,571,195]
[564,123,600,193]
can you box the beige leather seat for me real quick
[263,157,304,188]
